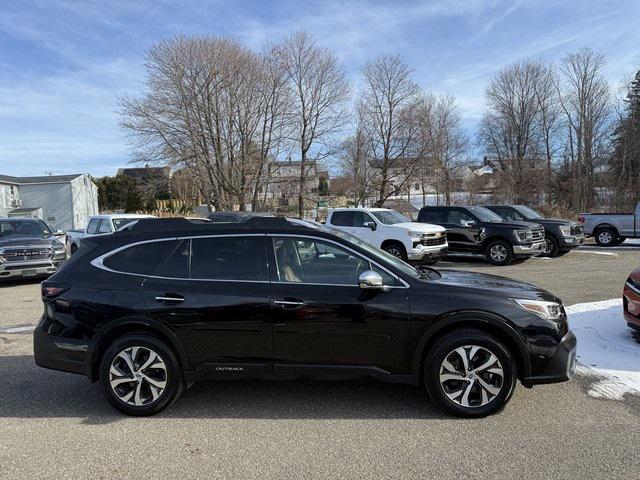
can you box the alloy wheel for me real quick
[544,237,554,256]
[439,345,504,408]
[109,346,168,406]
[489,244,507,262]
[386,247,402,258]
[598,231,613,245]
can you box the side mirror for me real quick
[363,221,377,231]
[54,229,66,236]
[358,270,390,292]
[461,220,475,228]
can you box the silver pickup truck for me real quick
[579,202,640,246]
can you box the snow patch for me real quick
[0,325,35,334]
[567,298,640,400]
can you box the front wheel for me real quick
[99,334,183,416]
[485,240,513,266]
[383,242,408,261]
[424,329,517,417]
[544,233,560,257]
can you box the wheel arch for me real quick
[411,311,531,384]
[481,235,512,250]
[594,223,619,235]
[87,316,189,382]
[380,239,406,250]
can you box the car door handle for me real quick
[274,300,305,308]
[155,295,184,303]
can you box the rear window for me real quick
[419,209,443,223]
[330,211,355,226]
[103,240,178,275]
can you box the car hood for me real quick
[392,222,446,233]
[432,269,558,302]
[0,236,62,248]
[533,218,575,227]
[485,220,544,230]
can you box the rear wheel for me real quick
[99,334,183,416]
[485,240,513,266]
[383,242,408,261]
[424,329,517,417]
[594,227,617,247]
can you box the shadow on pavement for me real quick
[0,354,445,423]
[0,278,44,289]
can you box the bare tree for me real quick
[557,48,611,211]
[359,53,423,207]
[337,118,374,206]
[276,32,350,217]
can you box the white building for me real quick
[0,173,99,230]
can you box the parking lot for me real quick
[1,246,639,479]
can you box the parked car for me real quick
[0,217,67,280]
[34,216,576,417]
[623,268,640,332]
[417,206,546,266]
[208,211,274,223]
[66,214,155,254]
[579,202,640,246]
[325,208,448,263]
[483,205,585,257]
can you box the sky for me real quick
[1,0,639,177]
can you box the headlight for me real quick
[559,226,571,237]
[408,231,423,240]
[511,298,564,321]
[514,229,533,243]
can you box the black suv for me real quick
[34,217,576,417]
[417,206,546,265]
[483,205,585,257]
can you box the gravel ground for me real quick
[0,247,639,479]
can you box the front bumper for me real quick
[513,240,546,256]
[559,234,586,249]
[0,259,63,280]
[33,323,88,376]
[523,330,577,386]
[408,244,449,261]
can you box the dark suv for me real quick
[483,205,585,257]
[417,206,546,265]
[34,217,576,417]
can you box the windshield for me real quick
[466,206,505,223]
[0,219,52,238]
[371,210,411,225]
[514,205,544,220]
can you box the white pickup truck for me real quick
[66,214,155,254]
[325,208,448,263]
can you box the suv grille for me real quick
[570,224,583,235]
[1,247,52,262]
[531,228,545,242]
[420,233,447,246]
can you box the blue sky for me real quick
[1,0,639,177]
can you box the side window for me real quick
[330,211,354,227]
[447,209,474,227]
[86,218,100,234]
[190,236,267,281]
[493,207,516,221]
[419,209,443,223]
[156,240,190,278]
[272,237,370,285]
[97,219,112,234]
[103,240,178,275]
[353,211,374,228]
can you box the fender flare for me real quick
[410,310,531,382]
[86,315,189,381]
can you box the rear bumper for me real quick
[33,323,88,376]
[522,330,577,386]
[513,240,546,256]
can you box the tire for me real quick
[613,236,626,245]
[423,329,518,418]
[383,242,408,261]
[594,227,617,247]
[544,233,560,257]
[99,334,183,416]
[485,240,513,266]
[70,243,78,255]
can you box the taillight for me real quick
[41,281,69,299]
[577,215,585,223]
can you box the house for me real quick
[367,157,435,198]
[0,173,98,230]
[265,159,329,206]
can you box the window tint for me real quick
[447,209,475,227]
[190,236,267,281]
[353,211,374,227]
[157,240,190,278]
[273,237,374,285]
[87,218,100,234]
[97,219,112,234]
[419,209,443,223]
[493,207,520,221]
[330,211,354,226]
[104,240,178,275]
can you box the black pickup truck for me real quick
[417,206,546,265]
[0,218,67,280]
[483,205,585,257]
